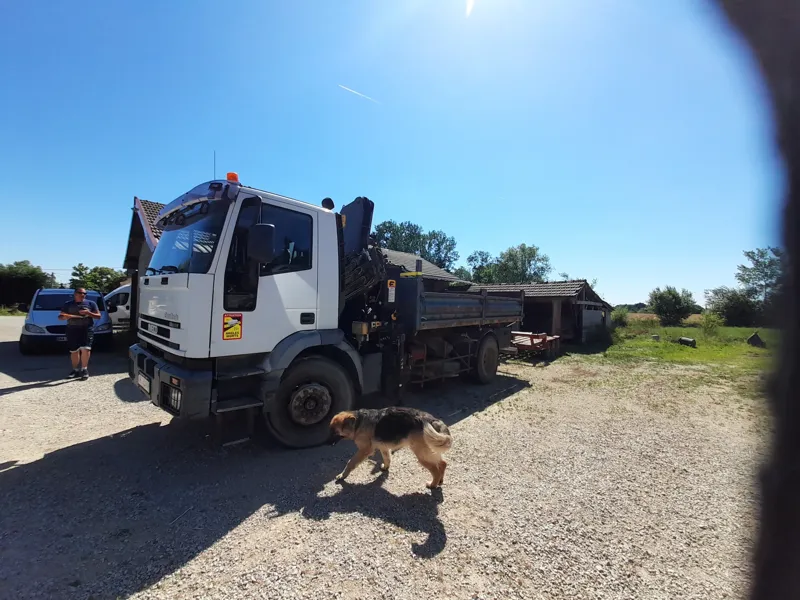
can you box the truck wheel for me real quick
[472,334,499,384]
[265,356,355,449]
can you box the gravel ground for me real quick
[0,316,766,599]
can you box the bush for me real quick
[610,307,629,327]
[648,286,696,326]
[705,286,761,327]
[700,312,724,335]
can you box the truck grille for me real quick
[46,325,67,334]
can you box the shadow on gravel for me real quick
[302,473,446,558]
[0,340,128,387]
[0,372,528,598]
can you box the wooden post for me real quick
[551,298,562,336]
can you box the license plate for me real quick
[57,336,66,342]
[147,323,158,334]
[137,372,151,394]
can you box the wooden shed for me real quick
[466,281,613,343]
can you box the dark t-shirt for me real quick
[62,300,99,329]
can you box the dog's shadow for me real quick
[301,471,446,558]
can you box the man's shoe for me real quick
[80,369,89,381]
[67,369,80,379]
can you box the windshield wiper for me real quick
[145,265,180,275]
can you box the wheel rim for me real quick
[287,383,333,426]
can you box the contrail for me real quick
[466,0,475,17]
[338,84,380,104]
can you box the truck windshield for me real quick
[147,200,231,275]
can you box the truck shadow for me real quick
[0,375,526,599]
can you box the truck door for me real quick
[210,195,318,357]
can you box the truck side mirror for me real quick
[108,305,118,313]
[247,223,275,264]
[17,303,28,313]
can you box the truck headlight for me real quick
[24,324,46,334]
[94,323,112,333]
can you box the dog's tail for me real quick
[423,420,453,452]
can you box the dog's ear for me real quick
[330,411,356,433]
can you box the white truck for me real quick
[129,174,524,448]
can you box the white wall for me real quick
[582,307,605,342]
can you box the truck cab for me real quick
[130,174,523,448]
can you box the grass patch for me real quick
[0,306,24,316]
[575,321,777,399]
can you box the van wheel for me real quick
[472,334,499,384]
[264,356,355,449]
[18,337,33,356]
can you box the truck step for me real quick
[213,396,263,414]
[215,367,266,381]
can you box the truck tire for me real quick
[472,334,499,384]
[265,356,355,449]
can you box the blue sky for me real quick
[0,0,783,305]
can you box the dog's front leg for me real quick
[336,447,371,482]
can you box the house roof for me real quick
[468,280,612,309]
[139,199,164,242]
[128,199,468,284]
[381,249,469,283]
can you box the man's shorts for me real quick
[66,327,93,353]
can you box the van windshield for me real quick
[147,199,232,275]
[34,294,104,310]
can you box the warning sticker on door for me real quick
[387,279,396,303]
[223,313,243,340]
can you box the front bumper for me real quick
[128,343,213,419]
[20,331,113,350]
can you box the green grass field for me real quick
[571,319,777,399]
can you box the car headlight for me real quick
[24,324,46,334]
[94,323,112,333]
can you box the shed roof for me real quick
[468,280,612,309]
[381,249,469,283]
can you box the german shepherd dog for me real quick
[330,407,453,488]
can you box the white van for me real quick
[104,284,131,327]
[18,288,114,354]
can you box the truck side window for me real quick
[223,196,262,311]
[260,204,313,276]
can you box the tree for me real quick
[736,246,785,303]
[0,261,57,306]
[69,263,126,295]
[467,250,499,284]
[372,220,459,270]
[373,221,426,255]
[705,286,761,327]
[452,266,472,282]
[648,286,695,326]
[494,244,551,284]
[610,307,629,327]
[421,230,459,271]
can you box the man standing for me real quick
[58,288,101,380]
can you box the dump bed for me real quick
[395,277,524,333]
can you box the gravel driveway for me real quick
[0,316,764,599]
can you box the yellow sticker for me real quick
[387,279,396,288]
[223,313,243,340]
